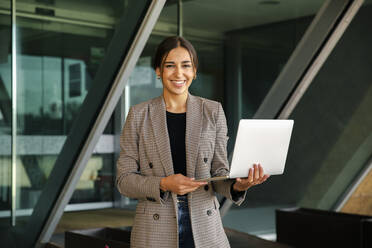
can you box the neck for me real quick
[163,91,188,113]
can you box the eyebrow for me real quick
[164,60,192,64]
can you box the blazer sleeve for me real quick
[116,106,169,204]
[211,103,246,206]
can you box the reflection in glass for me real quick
[70,154,115,204]
[12,0,127,226]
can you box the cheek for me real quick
[161,71,172,80]
[187,71,195,79]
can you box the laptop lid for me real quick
[229,119,294,178]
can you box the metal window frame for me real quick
[11,0,16,228]
[220,0,364,217]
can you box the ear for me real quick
[155,67,160,78]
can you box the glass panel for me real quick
[0,0,11,227]
[13,0,136,226]
[127,2,177,107]
[225,0,372,236]
[69,154,115,204]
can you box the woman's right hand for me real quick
[160,174,207,195]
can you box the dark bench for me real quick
[276,207,372,248]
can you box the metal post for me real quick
[177,0,183,36]
[11,0,17,227]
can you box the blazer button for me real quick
[207,210,212,216]
[204,158,208,163]
[149,162,153,168]
[153,213,160,220]
[204,185,209,191]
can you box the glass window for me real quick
[11,0,138,226]
[224,0,372,236]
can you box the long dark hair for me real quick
[153,36,198,73]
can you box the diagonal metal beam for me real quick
[254,0,353,119]
[33,1,166,246]
[278,0,364,119]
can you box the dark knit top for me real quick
[166,111,187,176]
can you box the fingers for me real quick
[253,164,268,183]
[176,186,200,195]
[258,164,264,178]
[168,174,207,195]
[234,164,270,191]
[260,174,270,183]
[185,177,207,187]
[247,167,253,183]
[254,164,260,180]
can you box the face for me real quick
[156,46,196,97]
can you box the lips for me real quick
[171,80,186,87]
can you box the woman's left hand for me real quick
[233,164,270,191]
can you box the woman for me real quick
[116,36,269,248]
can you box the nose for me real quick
[174,65,183,76]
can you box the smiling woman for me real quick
[116,36,269,248]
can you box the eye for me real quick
[183,64,192,68]
[165,65,174,68]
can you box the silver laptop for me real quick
[196,119,294,182]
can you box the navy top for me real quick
[166,111,187,176]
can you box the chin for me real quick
[165,86,188,96]
[171,89,187,95]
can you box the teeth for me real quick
[172,80,185,85]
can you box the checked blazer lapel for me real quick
[185,94,203,178]
[149,94,203,178]
[149,96,174,176]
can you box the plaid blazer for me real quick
[116,94,246,248]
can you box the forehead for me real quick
[165,46,192,62]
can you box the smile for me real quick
[171,80,186,87]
